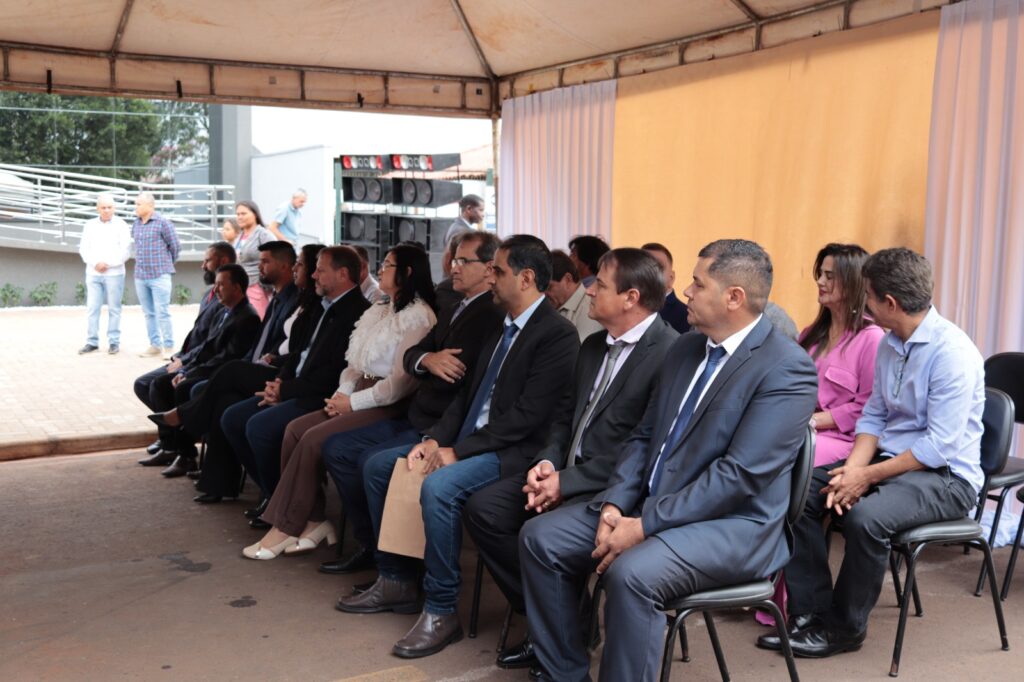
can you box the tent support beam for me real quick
[111,0,136,56]
[449,0,500,116]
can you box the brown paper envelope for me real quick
[377,458,426,559]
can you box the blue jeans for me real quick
[321,418,420,550]
[135,274,173,349]
[220,396,311,498]
[85,275,124,346]
[364,446,501,615]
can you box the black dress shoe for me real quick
[496,636,537,669]
[146,440,162,455]
[319,547,375,575]
[756,613,821,651]
[244,498,269,519]
[147,413,171,428]
[528,665,549,680]
[186,469,202,480]
[249,517,271,530]
[161,456,197,478]
[138,449,177,466]
[789,624,866,658]
[350,579,376,594]
[193,493,223,504]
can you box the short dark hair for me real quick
[550,249,580,283]
[499,234,553,292]
[459,194,484,210]
[387,243,437,312]
[216,263,249,291]
[235,200,265,226]
[319,245,362,285]
[459,231,501,262]
[697,239,773,313]
[568,235,610,275]
[348,244,370,265]
[862,247,932,314]
[642,242,673,265]
[208,241,237,263]
[598,248,665,312]
[257,240,297,265]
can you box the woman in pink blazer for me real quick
[798,243,884,467]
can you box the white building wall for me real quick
[251,146,334,245]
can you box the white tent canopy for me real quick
[0,0,946,116]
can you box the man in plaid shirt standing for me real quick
[132,192,180,357]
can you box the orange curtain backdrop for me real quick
[610,12,940,329]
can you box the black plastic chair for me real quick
[973,353,1024,597]
[656,426,815,682]
[884,387,1013,677]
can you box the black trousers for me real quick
[149,371,205,445]
[133,365,168,412]
[784,459,977,634]
[181,359,277,497]
[464,472,536,613]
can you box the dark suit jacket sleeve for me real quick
[278,304,364,403]
[402,322,443,376]
[185,311,260,380]
[637,351,817,537]
[593,385,662,513]
[432,318,579,458]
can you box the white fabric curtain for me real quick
[925,0,1024,358]
[498,81,616,248]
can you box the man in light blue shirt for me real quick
[773,247,984,659]
[268,188,307,243]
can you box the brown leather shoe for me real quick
[335,577,419,614]
[392,611,463,659]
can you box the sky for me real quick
[251,106,494,156]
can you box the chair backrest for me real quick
[979,387,1015,478]
[787,426,816,526]
[984,353,1024,425]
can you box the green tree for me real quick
[0,93,208,181]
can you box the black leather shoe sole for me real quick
[193,493,223,504]
[391,627,464,659]
[496,651,538,670]
[319,552,375,575]
[138,451,177,466]
[335,598,419,615]
[249,518,271,530]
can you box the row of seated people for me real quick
[131,232,984,681]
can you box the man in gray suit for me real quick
[464,248,678,670]
[519,239,818,681]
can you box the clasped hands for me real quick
[323,391,352,417]
[406,438,457,475]
[821,464,873,515]
[256,378,282,406]
[592,504,645,575]
[523,460,563,513]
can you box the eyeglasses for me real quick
[451,257,488,267]
[377,262,397,274]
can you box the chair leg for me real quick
[1000,511,1024,600]
[703,611,730,682]
[974,538,1010,652]
[468,554,484,639]
[889,545,923,677]
[660,610,691,682]
[497,603,513,652]
[762,599,800,682]
[965,487,991,555]
[889,552,904,605]
[678,614,690,662]
[976,488,1011,593]
[588,579,604,651]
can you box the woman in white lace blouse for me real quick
[244,244,437,560]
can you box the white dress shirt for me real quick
[79,216,132,278]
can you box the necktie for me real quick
[648,345,728,494]
[450,298,470,323]
[250,296,278,361]
[566,342,626,467]
[456,323,519,442]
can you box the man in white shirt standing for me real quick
[79,193,132,354]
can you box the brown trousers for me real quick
[262,404,401,536]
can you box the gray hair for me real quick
[293,188,308,198]
[96,192,116,206]
[135,192,156,206]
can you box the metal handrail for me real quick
[0,163,235,250]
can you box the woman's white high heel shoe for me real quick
[283,520,338,556]
[242,535,299,560]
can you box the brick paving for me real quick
[0,304,200,459]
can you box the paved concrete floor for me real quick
[0,305,199,458]
[1,451,1022,681]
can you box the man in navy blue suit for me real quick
[642,242,690,334]
[520,239,818,681]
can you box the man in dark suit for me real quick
[246,241,299,365]
[643,242,691,334]
[318,231,503,574]
[520,239,818,681]
[134,241,235,466]
[464,247,679,670]
[218,246,370,504]
[338,235,579,661]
